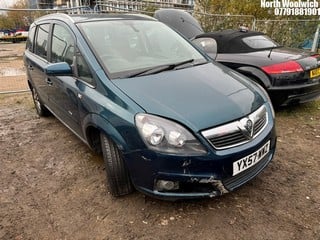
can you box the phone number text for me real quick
[274,8,320,15]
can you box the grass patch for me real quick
[276,100,320,128]
[276,100,320,118]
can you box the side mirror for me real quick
[192,38,218,60]
[44,62,72,76]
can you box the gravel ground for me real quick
[0,92,319,240]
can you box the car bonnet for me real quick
[112,63,265,132]
[154,9,204,39]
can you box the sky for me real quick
[0,0,17,8]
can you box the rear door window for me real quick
[34,24,50,59]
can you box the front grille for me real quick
[253,112,267,135]
[202,105,268,150]
[209,130,247,149]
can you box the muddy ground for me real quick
[0,42,27,92]
[0,43,320,240]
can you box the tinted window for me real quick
[242,35,279,49]
[51,24,75,65]
[34,24,50,59]
[26,26,35,52]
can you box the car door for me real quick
[47,23,83,137]
[25,23,51,105]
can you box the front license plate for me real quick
[310,67,320,78]
[233,140,270,176]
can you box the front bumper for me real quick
[269,81,320,106]
[124,122,276,200]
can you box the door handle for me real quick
[46,78,53,86]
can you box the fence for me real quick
[0,6,319,94]
[0,42,28,94]
[255,19,319,48]
[193,12,256,32]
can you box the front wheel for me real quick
[100,133,133,197]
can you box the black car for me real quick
[155,9,320,107]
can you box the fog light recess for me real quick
[155,180,179,191]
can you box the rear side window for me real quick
[51,24,75,65]
[34,24,50,59]
[242,35,279,49]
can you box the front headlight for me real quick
[135,113,207,156]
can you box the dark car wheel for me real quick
[30,85,51,117]
[100,133,133,197]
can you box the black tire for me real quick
[100,133,133,197]
[30,85,51,117]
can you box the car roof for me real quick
[34,13,156,24]
[195,29,267,53]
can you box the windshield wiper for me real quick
[124,59,195,78]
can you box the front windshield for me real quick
[242,35,279,49]
[78,20,207,79]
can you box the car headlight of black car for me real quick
[135,113,207,156]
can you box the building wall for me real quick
[27,0,39,8]
[27,0,54,9]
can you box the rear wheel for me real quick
[100,133,133,197]
[30,85,51,117]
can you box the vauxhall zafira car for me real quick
[24,13,276,200]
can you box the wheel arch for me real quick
[236,66,272,89]
[83,113,129,154]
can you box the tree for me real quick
[142,5,159,17]
[0,0,29,30]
